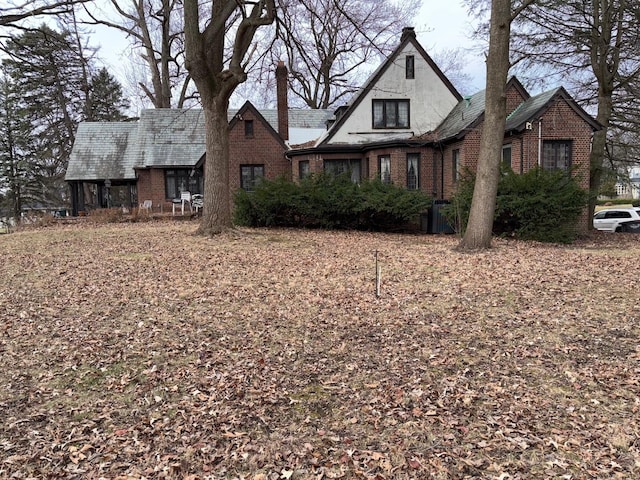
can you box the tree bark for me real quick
[197,97,232,235]
[458,0,512,251]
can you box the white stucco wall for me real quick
[327,43,460,145]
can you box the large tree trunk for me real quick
[197,97,233,235]
[457,0,512,251]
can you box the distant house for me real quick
[66,27,600,222]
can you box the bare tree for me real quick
[458,0,535,251]
[257,0,419,109]
[509,0,640,225]
[83,0,192,108]
[184,0,276,235]
[0,0,90,28]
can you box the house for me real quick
[66,27,600,224]
[287,28,600,207]
[65,62,333,216]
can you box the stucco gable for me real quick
[320,27,462,146]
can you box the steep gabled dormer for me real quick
[320,27,462,146]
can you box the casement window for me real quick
[299,160,310,180]
[406,55,415,79]
[240,164,264,191]
[324,159,361,183]
[165,168,203,199]
[373,100,410,128]
[244,119,254,138]
[502,144,512,168]
[542,140,572,171]
[379,155,391,184]
[407,153,420,190]
[452,149,461,182]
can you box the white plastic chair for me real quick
[173,191,192,215]
[140,200,152,213]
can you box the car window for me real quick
[594,211,606,219]
[606,211,631,219]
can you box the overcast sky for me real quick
[91,0,486,108]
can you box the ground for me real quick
[0,222,639,479]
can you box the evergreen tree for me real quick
[88,67,130,121]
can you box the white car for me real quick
[593,208,640,232]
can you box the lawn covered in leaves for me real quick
[1,222,639,479]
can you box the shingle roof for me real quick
[65,122,138,181]
[66,107,333,181]
[433,89,486,142]
[505,88,561,131]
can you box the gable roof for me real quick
[318,27,462,145]
[228,101,287,150]
[66,106,333,182]
[432,80,601,144]
[65,122,139,181]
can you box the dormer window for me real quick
[406,55,415,79]
[373,99,410,128]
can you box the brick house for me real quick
[287,28,600,206]
[66,27,599,220]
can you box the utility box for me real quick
[422,200,455,234]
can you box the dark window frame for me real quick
[372,99,410,129]
[502,143,512,169]
[165,168,203,199]
[324,159,362,183]
[542,140,572,171]
[406,55,415,79]
[378,155,391,184]
[406,153,420,190]
[244,119,254,138]
[452,149,461,183]
[299,160,310,180]
[240,164,264,191]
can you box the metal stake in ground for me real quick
[375,250,381,298]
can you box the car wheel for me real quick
[615,226,622,232]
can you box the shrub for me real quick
[234,173,431,231]
[446,166,588,243]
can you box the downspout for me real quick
[537,118,543,167]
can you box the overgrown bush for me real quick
[445,166,588,243]
[234,173,431,231]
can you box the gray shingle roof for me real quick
[66,107,333,182]
[65,122,138,181]
[434,89,486,141]
[505,88,561,131]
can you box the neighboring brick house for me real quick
[287,28,600,207]
[66,26,599,220]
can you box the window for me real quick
[244,120,254,138]
[543,140,572,171]
[240,164,264,191]
[299,160,310,180]
[502,144,512,168]
[373,100,410,128]
[324,159,361,183]
[406,55,415,79]
[407,153,419,190]
[379,155,391,184]
[452,149,461,182]
[165,168,203,199]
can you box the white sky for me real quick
[89,0,486,108]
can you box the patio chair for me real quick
[140,200,152,213]
[191,194,203,213]
[173,191,192,216]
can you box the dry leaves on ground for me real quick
[0,222,639,479]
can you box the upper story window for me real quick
[373,100,410,129]
[543,140,572,171]
[406,55,415,79]
[244,119,254,138]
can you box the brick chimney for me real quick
[401,26,416,42]
[276,60,289,141]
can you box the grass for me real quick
[0,222,639,479]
